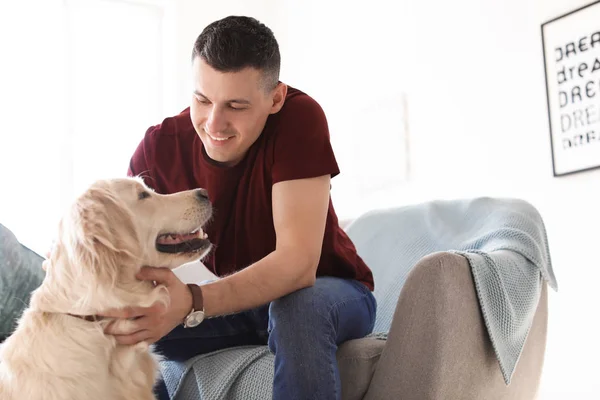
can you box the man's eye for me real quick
[138,191,151,200]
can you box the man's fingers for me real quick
[136,266,176,285]
[97,309,129,319]
[148,301,168,315]
[113,330,152,346]
[97,306,145,319]
[104,316,152,335]
[98,300,166,321]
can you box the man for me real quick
[106,16,376,400]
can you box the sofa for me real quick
[0,197,556,400]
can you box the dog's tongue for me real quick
[156,232,198,245]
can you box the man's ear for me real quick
[269,82,288,114]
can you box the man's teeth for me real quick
[209,134,231,141]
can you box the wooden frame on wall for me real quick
[541,0,600,177]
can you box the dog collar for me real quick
[66,313,104,322]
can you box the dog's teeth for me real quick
[195,228,208,240]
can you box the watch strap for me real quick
[187,283,204,313]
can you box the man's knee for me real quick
[268,277,341,324]
[267,278,343,353]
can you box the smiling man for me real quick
[115,15,376,400]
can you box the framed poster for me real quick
[542,0,600,176]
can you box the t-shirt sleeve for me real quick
[271,94,340,184]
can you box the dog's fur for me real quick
[0,177,212,400]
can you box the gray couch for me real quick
[0,197,554,399]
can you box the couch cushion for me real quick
[337,337,386,400]
[0,223,45,341]
[161,336,386,400]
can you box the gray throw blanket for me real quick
[451,198,558,383]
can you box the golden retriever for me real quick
[0,177,212,400]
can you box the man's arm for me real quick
[201,173,331,316]
[102,173,332,344]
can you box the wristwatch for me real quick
[183,283,205,328]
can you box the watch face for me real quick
[185,311,204,328]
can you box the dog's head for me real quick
[34,177,213,314]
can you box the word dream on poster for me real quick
[555,31,600,150]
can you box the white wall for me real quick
[168,1,596,397]
[377,1,598,398]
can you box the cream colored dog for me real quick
[0,177,213,400]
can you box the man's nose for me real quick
[205,106,227,134]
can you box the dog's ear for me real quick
[50,184,142,310]
[71,185,140,277]
[31,182,152,314]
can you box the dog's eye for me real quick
[138,191,151,200]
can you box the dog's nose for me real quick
[195,188,209,201]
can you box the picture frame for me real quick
[541,0,600,177]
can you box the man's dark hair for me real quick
[192,16,280,90]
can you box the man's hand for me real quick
[102,267,193,345]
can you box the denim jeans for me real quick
[154,277,377,400]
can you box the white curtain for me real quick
[0,0,165,255]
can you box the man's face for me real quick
[190,57,286,167]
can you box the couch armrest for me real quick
[363,251,548,400]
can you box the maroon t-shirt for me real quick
[127,86,374,291]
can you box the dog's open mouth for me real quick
[155,227,210,254]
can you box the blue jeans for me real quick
[154,277,376,400]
